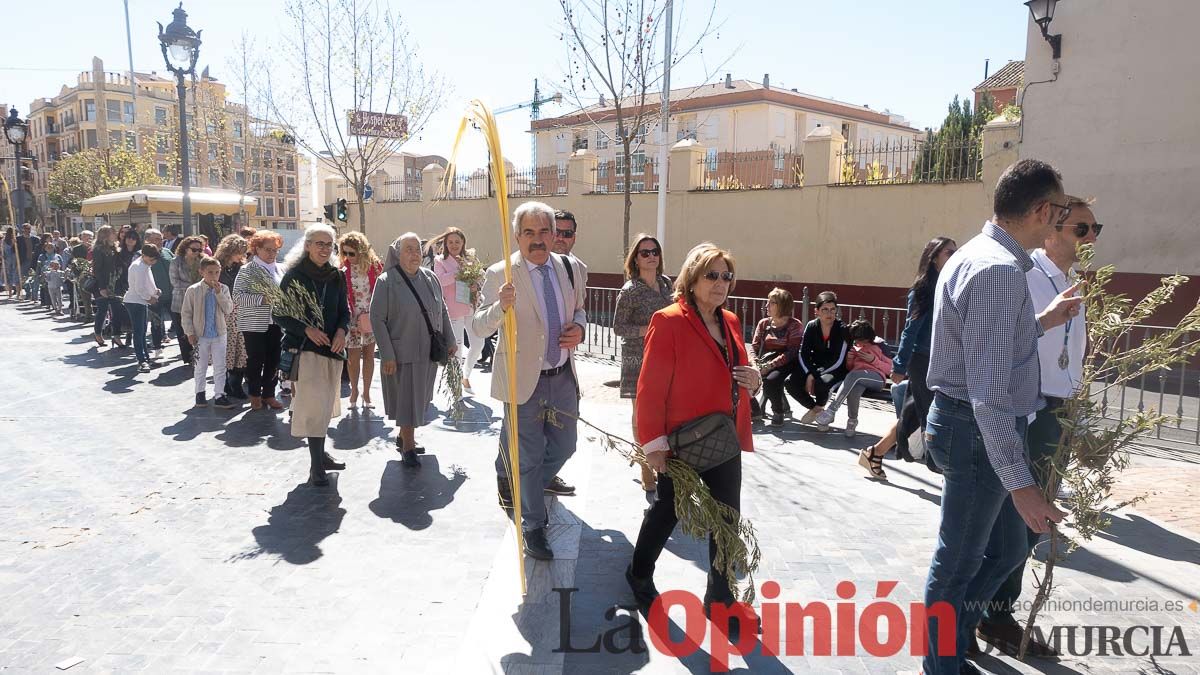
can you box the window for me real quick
[251,171,260,191]
[556,161,567,180]
[208,142,218,161]
[233,146,244,163]
[615,181,625,192]
[286,176,296,194]
[277,175,285,192]
[264,197,275,216]
[209,168,220,185]
[596,184,608,194]
[572,132,588,151]
[554,134,567,154]
[774,112,787,137]
[206,120,218,136]
[188,167,199,187]
[106,100,122,123]
[632,151,646,175]
[287,200,296,218]
[157,135,170,153]
[277,198,285,217]
[235,171,246,188]
[705,148,718,172]
[597,160,608,178]
[774,147,785,171]
[124,102,135,124]
[188,141,197,161]
[635,124,648,144]
[286,155,295,171]
[232,121,243,138]
[84,100,96,122]
[595,131,609,150]
[265,174,274,192]
[632,181,645,192]
[615,154,625,174]
[155,107,168,125]
[157,162,169,179]
[263,149,272,167]
[251,148,261,166]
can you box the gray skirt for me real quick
[290,351,343,438]
[382,360,438,427]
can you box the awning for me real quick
[80,187,258,218]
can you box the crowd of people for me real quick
[1,157,1100,670]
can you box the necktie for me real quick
[538,264,561,366]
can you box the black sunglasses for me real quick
[342,250,357,257]
[1046,201,1073,225]
[1056,222,1104,238]
[555,229,575,238]
[703,271,734,282]
[637,248,661,258]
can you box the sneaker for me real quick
[194,393,207,408]
[212,395,235,409]
[138,362,151,373]
[844,418,859,437]
[544,476,575,496]
[814,409,835,427]
[152,349,163,362]
[800,407,822,425]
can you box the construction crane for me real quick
[493,79,562,171]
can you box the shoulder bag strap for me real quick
[396,265,438,339]
[718,311,740,416]
[558,253,575,289]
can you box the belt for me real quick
[540,363,570,378]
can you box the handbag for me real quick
[667,314,743,473]
[397,266,450,365]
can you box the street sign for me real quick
[362,184,373,201]
[348,110,408,139]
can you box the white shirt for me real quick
[123,257,161,306]
[1025,248,1086,398]
[526,257,569,369]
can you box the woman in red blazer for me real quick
[626,242,761,636]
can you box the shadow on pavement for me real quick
[368,456,466,530]
[329,408,391,451]
[216,410,304,451]
[162,407,241,442]
[1095,512,1200,564]
[235,477,346,565]
[878,480,942,507]
[148,362,194,388]
[973,650,1086,675]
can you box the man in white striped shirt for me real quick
[921,159,1083,675]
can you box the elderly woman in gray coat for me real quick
[371,233,457,468]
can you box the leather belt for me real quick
[540,363,570,378]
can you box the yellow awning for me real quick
[81,187,258,218]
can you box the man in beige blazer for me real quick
[473,201,587,560]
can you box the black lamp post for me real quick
[158,3,202,235]
[4,107,29,226]
[1024,0,1062,60]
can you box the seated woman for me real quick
[815,319,893,440]
[790,290,848,429]
[750,288,803,427]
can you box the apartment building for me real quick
[532,74,922,191]
[24,57,299,231]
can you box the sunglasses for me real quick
[703,271,734,282]
[188,247,203,254]
[1047,201,1073,225]
[342,250,357,258]
[637,248,661,258]
[555,229,575,239]
[1056,222,1104,238]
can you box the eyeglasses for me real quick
[1047,201,1073,225]
[310,241,334,249]
[342,250,357,258]
[188,247,203,254]
[637,248,661,258]
[702,271,734,282]
[555,229,575,239]
[1056,222,1104,238]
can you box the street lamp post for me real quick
[4,107,29,227]
[158,3,202,236]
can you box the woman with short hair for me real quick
[215,234,250,399]
[626,242,761,639]
[792,290,849,429]
[372,233,456,467]
[275,225,350,486]
[338,231,384,408]
[612,233,672,491]
[750,287,804,427]
[234,231,286,410]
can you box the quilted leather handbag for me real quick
[667,314,742,473]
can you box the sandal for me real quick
[858,446,888,481]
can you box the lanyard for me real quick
[1034,260,1072,342]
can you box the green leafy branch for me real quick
[248,272,324,331]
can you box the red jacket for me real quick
[343,260,382,314]
[635,300,755,454]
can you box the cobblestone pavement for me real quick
[1,302,1198,674]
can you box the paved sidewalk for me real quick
[0,301,1197,674]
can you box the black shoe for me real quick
[523,527,553,560]
[395,437,427,455]
[212,395,235,409]
[308,469,329,487]
[625,565,660,613]
[770,413,784,427]
[977,620,1057,658]
[497,476,514,509]
[960,661,982,675]
[704,598,756,643]
[401,449,421,468]
[544,476,575,496]
[323,451,346,471]
[194,392,207,408]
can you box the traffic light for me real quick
[336,198,348,222]
[323,203,335,222]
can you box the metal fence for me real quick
[589,155,661,195]
[505,166,563,197]
[835,134,983,185]
[695,148,805,191]
[577,285,1200,447]
[380,180,420,202]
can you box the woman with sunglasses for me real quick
[170,235,206,364]
[338,231,384,408]
[234,231,287,411]
[792,290,849,429]
[612,234,673,491]
[432,227,485,394]
[626,242,761,639]
[90,226,127,348]
[215,234,250,399]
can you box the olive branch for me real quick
[438,355,466,422]
[541,405,762,604]
[247,272,324,330]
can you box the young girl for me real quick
[815,319,892,438]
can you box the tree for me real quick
[47,148,161,212]
[267,0,446,233]
[558,0,722,252]
[914,93,995,182]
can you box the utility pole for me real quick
[655,0,674,246]
[124,0,140,153]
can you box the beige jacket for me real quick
[180,280,234,339]
[473,252,587,405]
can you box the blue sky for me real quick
[3,0,1030,169]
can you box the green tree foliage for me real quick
[47,148,162,211]
[914,93,995,182]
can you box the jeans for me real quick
[922,393,1031,675]
[94,296,129,337]
[825,369,885,420]
[243,325,282,398]
[631,454,742,603]
[125,302,150,363]
[982,401,1061,625]
[194,335,228,395]
[496,369,579,530]
[891,380,909,417]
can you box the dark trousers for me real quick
[244,325,283,398]
[631,454,742,603]
[94,297,129,337]
[150,304,169,349]
[786,365,840,410]
[761,367,790,416]
[171,311,194,363]
[897,351,935,460]
[982,402,1061,624]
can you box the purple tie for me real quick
[538,265,561,366]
